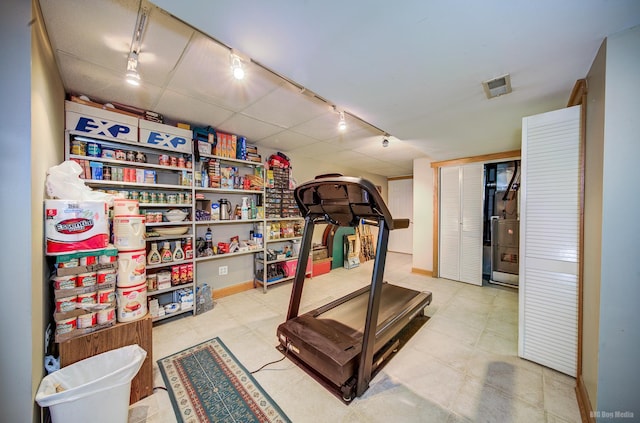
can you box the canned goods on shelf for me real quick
[87,142,101,157]
[71,140,86,156]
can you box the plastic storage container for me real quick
[35,345,147,423]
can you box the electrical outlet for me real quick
[219,265,228,276]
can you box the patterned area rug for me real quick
[158,338,291,423]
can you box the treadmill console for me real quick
[294,175,398,229]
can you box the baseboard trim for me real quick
[212,281,254,299]
[576,375,595,423]
[411,267,433,277]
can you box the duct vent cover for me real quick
[482,74,512,99]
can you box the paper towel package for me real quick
[45,200,109,255]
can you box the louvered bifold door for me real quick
[519,105,581,377]
[439,166,461,281]
[460,164,484,285]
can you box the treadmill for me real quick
[276,175,432,401]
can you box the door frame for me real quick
[431,150,521,278]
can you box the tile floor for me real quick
[128,253,582,423]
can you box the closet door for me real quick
[388,178,414,254]
[439,166,461,280]
[439,164,483,285]
[519,105,580,377]
[460,164,483,285]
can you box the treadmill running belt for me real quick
[317,284,420,335]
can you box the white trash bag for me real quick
[36,345,147,423]
[46,160,114,206]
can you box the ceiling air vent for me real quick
[482,74,512,99]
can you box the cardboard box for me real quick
[197,140,212,155]
[65,100,138,142]
[139,119,192,154]
[312,246,328,261]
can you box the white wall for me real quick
[1,1,34,421]
[412,158,433,272]
[596,25,640,415]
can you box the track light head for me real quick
[125,52,140,86]
[338,111,347,132]
[231,54,245,80]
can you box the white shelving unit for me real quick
[65,128,196,322]
[63,103,306,327]
[193,154,266,297]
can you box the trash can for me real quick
[36,345,147,423]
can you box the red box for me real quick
[282,259,298,277]
[312,258,332,276]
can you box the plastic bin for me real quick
[36,345,147,423]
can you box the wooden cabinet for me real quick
[59,315,153,404]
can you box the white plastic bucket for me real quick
[113,215,145,251]
[116,282,147,323]
[116,249,146,287]
[113,199,139,216]
[35,345,147,423]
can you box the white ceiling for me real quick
[39,1,640,177]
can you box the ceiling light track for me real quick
[125,3,149,86]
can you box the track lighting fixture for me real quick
[125,5,148,87]
[125,52,140,86]
[231,54,245,80]
[338,111,347,132]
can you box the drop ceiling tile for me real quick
[328,150,373,164]
[153,89,234,127]
[289,110,340,141]
[40,0,138,70]
[167,33,284,112]
[287,141,348,158]
[241,83,330,129]
[132,6,194,86]
[57,52,163,109]
[257,130,318,151]
[215,113,285,142]
[325,129,382,151]
[353,139,425,161]
[374,165,412,178]
[40,1,192,88]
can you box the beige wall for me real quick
[412,158,433,272]
[582,38,606,409]
[580,25,640,416]
[31,0,65,413]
